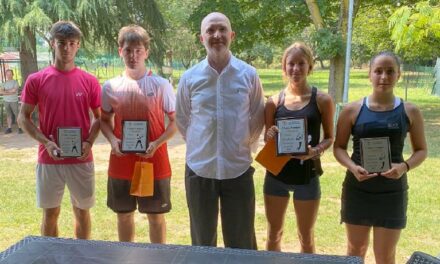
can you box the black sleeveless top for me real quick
[267,87,322,185]
[341,98,410,228]
[344,97,410,192]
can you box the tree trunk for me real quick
[305,0,324,29]
[19,27,38,84]
[306,0,361,103]
[328,54,345,103]
[181,59,191,69]
[328,0,348,103]
[318,59,325,69]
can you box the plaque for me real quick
[276,117,308,156]
[57,127,82,157]
[121,120,148,153]
[360,137,392,173]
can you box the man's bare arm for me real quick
[78,107,101,160]
[18,103,62,160]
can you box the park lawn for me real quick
[1,69,439,264]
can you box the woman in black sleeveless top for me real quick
[263,42,334,253]
[333,52,427,263]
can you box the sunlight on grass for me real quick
[1,69,439,264]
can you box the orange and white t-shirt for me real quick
[101,73,175,180]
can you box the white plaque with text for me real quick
[122,121,148,153]
[276,117,307,156]
[58,127,82,157]
[360,137,392,173]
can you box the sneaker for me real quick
[5,128,12,134]
[18,128,23,134]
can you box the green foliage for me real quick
[240,0,311,47]
[157,0,202,68]
[351,4,395,65]
[0,0,50,51]
[239,44,274,65]
[187,0,311,61]
[188,0,255,56]
[0,0,168,69]
[350,43,370,67]
[168,29,200,68]
[1,69,440,264]
[311,28,344,60]
[314,0,342,28]
[389,1,440,62]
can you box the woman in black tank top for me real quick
[333,52,427,263]
[263,42,335,253]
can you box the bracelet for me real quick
[403,161,410,172]
[84,139,93,146]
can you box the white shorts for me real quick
[36,162,95,209]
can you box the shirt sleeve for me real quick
[13,80,19,90]
[175,73,191,139]
[248,71,265,148]
[161,79,176,114]
[21,74,39,105]
[101,81,113,113]
[89,77,101,109]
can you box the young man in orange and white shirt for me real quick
[100,25,176,243]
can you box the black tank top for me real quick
[269,87,322,185]
[344,97,410,192]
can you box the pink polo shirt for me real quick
[21,66,101,164]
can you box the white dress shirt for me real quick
[176,55,264,180]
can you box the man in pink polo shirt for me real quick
[18,21,101,239]
[100,25,176,243]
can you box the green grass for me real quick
[1,68,439,264]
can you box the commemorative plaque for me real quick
[276,117,308,156]
[122,121,148,153]
[57,127,82,157]
[360,137,392,173]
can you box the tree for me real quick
[170,29,200,69]
[389,1,440,63]
[188,0,257,57]
[157,0,201,69]
[188,0,353,101]
[239,44,274,66]
[305,0,363,102]
[0,0,167,83]
[351,4,395,67]
[187,0,311,65]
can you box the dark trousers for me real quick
[185,165,257,249]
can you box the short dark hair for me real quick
[369,51,401,70]
[50,21,82,41]
[118,25,150,49]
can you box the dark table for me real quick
[0,236,363,264]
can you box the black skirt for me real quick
[341,174,408,229]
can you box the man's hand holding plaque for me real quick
[360,137,392,173]
[121,121,148,153]
[57,127,82,157]
[276,117,308,156]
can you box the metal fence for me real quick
[399,63,437,100]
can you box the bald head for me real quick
[199,12,235,59]
[200,12,232,33]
